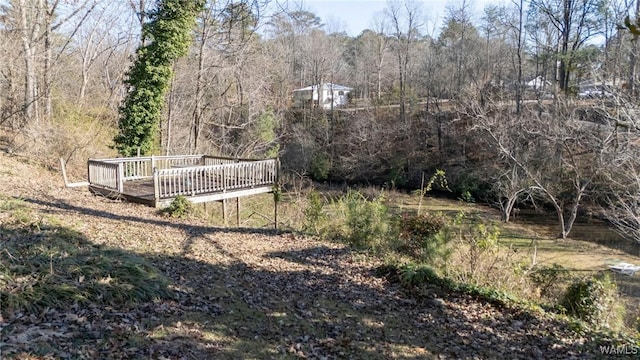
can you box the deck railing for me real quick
[88,160,122,192]
[203,155,259,166]
[88,155,278,203]
[154,159,278,199]
[98,155,204,181]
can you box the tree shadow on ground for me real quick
[1,216,614,359]
[19,196,284,257]
[20,197,280,235]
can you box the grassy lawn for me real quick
[379,189,640,331]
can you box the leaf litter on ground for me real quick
[0,153,633,359]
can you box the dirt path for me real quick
[0,154,622,359]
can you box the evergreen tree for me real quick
[114,0,204,156]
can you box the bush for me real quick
[560,273,623,329]
[303,190,326,235]
[446,220,529,294]
[161,195,193,218]
[529,263,570,299]
[309,151,331,181]
[459,190,475,203]
[398,213,450,263]
[399,263,440,287]
[344,190,391,249]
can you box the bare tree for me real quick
[529,0,604,95]
[474,101,621,238]
[385,0,423,123]
[371,12,390,101]
[605,158,640,243]
[437,0,482,98]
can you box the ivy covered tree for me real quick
[114,0,204,156]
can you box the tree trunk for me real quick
[43,0,53,122]
[515,0,523,115]
[192,22,207,154]
[629,0,640,98]
[19,0,38,124]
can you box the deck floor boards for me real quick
[123,179,155,200]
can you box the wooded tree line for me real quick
[2,0,640,242]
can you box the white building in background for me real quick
[526,76,552,90]
[292,83,353,110]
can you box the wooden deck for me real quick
[88,155,279,208]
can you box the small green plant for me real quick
[447,222,513,287]
[398,213,450,263]
[303,190,326,235]
[161,195,193,218]
[309,151,330,181]
[415,169,450,215]
[399,263,440,287]
[560,272,623,329]
[344,190,390,249]
[529,263,570,298]
[272,184,282,203]
[387,167,407,190]
[459,190,475,203]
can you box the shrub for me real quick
[161,195,193,218]
[303,190,326,235]
[309,151,330,181]
[344,190,391,249]
[398,213,450,263]
[453,223,501,282]
[529,263,570,299]
[459,190,475,203]
[446,221,529,294]
[560,273,623,329]
[399,263,440,287]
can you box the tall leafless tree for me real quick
[385,0,423,123]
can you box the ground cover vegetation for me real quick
[1,153,640,359]
[2,0,640,357]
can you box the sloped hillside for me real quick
[0,153,631,359]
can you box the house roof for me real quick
[293,83,353,92]
[526,76,552,88]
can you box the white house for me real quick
[292,83,353,110]
[526,76,552,90]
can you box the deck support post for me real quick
[222,199,227,227]
[236,197,240,227]
[153,167,159,205]
[117,162,124,193]
[274,194,278,231]
[275,158,280,231]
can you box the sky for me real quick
[300,0,503,37]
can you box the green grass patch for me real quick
[0,223,173,315]
[0,196,32,224]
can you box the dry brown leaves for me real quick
[0,154,609,359]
